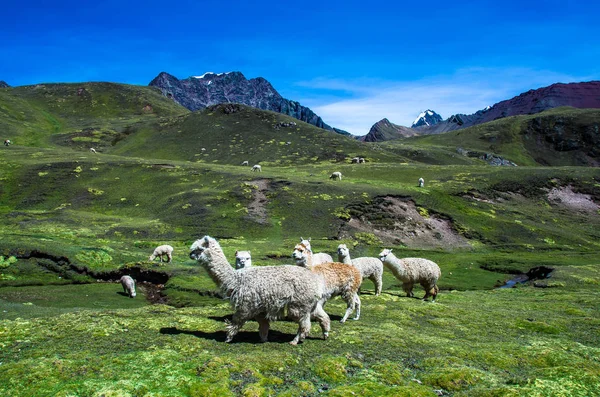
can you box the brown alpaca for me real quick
[292,242,362,322]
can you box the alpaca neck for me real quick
[202,248,238,289]
[386,254,407,278]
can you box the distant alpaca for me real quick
[235,250,252,269]
[149,244,173,263]
[337,244,383,295]
[190,236,330,345]
[89,147,97,153]
[292,242,361,322]
[4,139,11,146]
[241,160,249,166]
[351,157,360,164]
[329,171,342,180]
[251,164,262,172]
[418,178,424,187]
[300,237,333,265]
[120,275,136,298]
[379,249,441,301]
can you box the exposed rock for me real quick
[338,196,471,249]
[0,80,10,88]
[456,147,517,166]
[149,71,348,134]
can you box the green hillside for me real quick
[1,83,600,396]
[1,82,189,148]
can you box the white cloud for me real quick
[296,68,590,136]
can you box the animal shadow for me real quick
[116,291,129,297]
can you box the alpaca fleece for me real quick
[379,249,441,301]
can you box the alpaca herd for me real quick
[119,237,441,345]
[187,236,440,345]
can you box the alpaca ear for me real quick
[235,250,238,255]
[308,237,311,242]
[248,251,251,255]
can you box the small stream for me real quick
[499,266,554,288]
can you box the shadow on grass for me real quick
[159,326,322,344]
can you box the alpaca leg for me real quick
[290,313,311,345]
[375,274,383,296]
[256,316,270,342]
[340,293,358,323]
[167,253,172,263]
[312,300,331,339]
[225,313,245,343]
[403,282,414,297]
[352,293,361,320]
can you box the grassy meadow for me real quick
[1,83,600,396]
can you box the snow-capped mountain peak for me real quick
[411,109,443,128]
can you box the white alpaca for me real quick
[337,244,383,296]
[4,139,11,146]
[235,250,252,269]
[292,242,361,323]
[190,236,331,345]
[300,237,333,265]
[418,178,424,187]
[329,171,342,180]
[120,275,136,298]
[149,244,173,263]
[90,147,97,153]
[241,160,249,166]
[251,164,262,172]
[379,249,441,301]
[351,157,360,164]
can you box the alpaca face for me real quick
[189,236,211,260]
[379,249,393,262]
[235,250,252,269]
[337,244,349,258]
[292,243,310,267]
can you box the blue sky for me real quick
[2,0,599,135]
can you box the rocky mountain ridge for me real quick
[362,80,600,141]
[149,71,349,135]
[360,118,416,142]
[0,81,10,88]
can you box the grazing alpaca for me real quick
[251,164,262,172]
[234,250,252,269]
[149,244,173,263]
[4,139,11,146]
[337,244,383,295]
[190,236,330,345]
[119,275,136,298]
[89,147,97,153]
[379,249,441,301]
[292,242,361,322]
[418,177,424,187]
[300,237,333,265]
[329,171,342,181]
